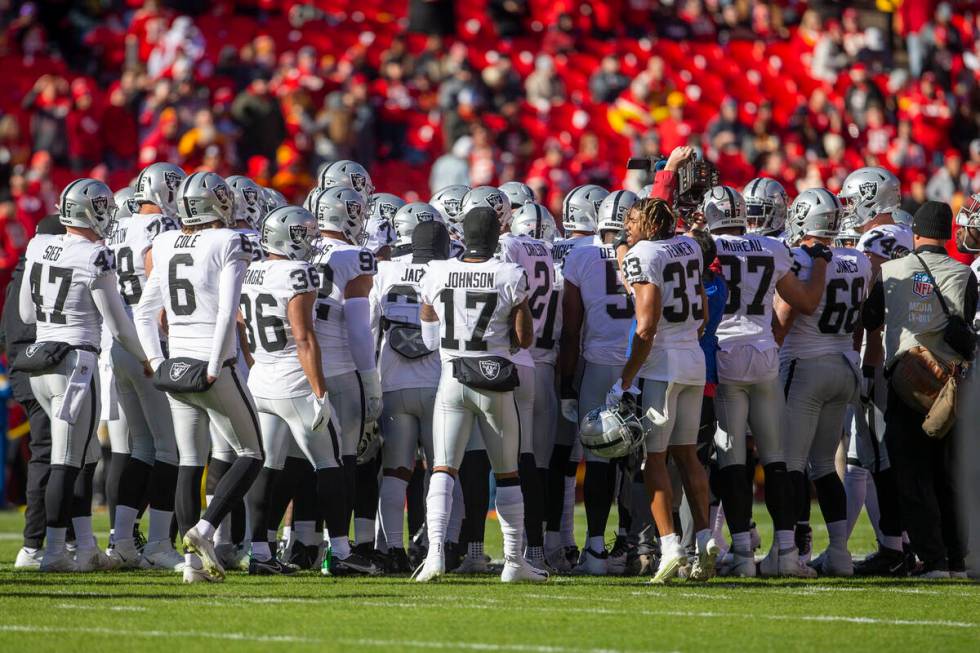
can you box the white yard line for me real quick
[55,603,147,612]
[338,637,673,653]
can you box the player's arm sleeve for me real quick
[861,276,885,332]
[18,264,36,325]
[649,169,676,203]
[209,237,250,377]
[92,273,147,361]
[345,295,376,372]
[133,258,166,367]
[963,271,978,322]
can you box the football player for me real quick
[134,172,264,583]
[430,184,470,245]
[366,192,405,260]
[703,185,828,577]
[560,190,637,575]
[309,186,383,558]
[391,202,444,262]
[499,181,536,213]
[19,179,150,572]
[105,163,186,570]
[954,192,980,327]
[774,189,870,577]
[414,206,546,583]
[743,177,789,239]
[243,205,375,575]
[616,197,717,583]
[319,159,376,198]
[372,220,451,571]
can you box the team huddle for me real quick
[17,145,964,584]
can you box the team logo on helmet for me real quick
[479,359,501,380]
[859,182,877,202]
[213,185,231,207]
[379,202,397,221]
[346,200,363,220]
[243,187,259,206]
[169,361,190,381]
[25,344,40,358]
[795,201,811,221]
[164,171,182,190]
[416,211,435,223]
[486,193,504,215]
[288,224,308,244]
[92,196,109,216]
[593,199,603,214]
[350,172,367,193]
[443,198,461,217]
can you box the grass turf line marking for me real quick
[55,603,147,612]
[338,637,673,653]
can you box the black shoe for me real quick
[408,541,427,569]
[854,546,907,577]
[326,551,381,576]
[352,542,388,568]
[564,545,581,568]
[794,525,812,559]
[904,542,920,574]
[385,547,413,574]
[133,525,147,553]
[288,542,318,570]
[444,542,462,573]
[249,557,298,575]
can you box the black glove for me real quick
[802,242,833,262]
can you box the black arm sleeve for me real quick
[861,278,885,332]
[962,272,978,322]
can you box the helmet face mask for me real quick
[113,187,138,221]
[260,206,319,261]
[59,178,117,237]
[431,184,470,240]
[226,175,268,230]
[743,177,788,234]
[790,188,842,241]
[176,172,236,228]
[312,186,367,245]
[510,203,557,242]
[134,162,186,216]
[579,394,647,459]
[562,184,609,233]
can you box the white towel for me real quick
[56,350,97,425]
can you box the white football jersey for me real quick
[148,228,253,361]
[24,233,116,348]
[857,223,912,261]
[371,259,441,392]
[714,233,794,351]
[242,258,320,399]
[781,247,872,361]
[234,226,266,263]
[551,234,600,273]
[107,212,179,310]
[621,235,705,384]
[365,213,396,253]
[421,257,529,364]
[562,241,633,365]
[311,237,378,377]
[497,233,557,366]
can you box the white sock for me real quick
[494,484,525,561]
[114,505,139,544]
[882,535,903,552]
[844,465,868,538]
[108,528,116,546]
[544,531,561,552]
[446,480,465,544]
[587,535,605,553]
[425,472,455,559]
[294,520,316,546]
[213,514,232,546]
[354,518,375,547]
[660,532,680,556]
[72,517,95,549]
[561,476,576,547]
[193,519,216,540]
[827,520,848,550]
[379,477,408,549]
[251,541,271,562]
[732,531,752,552]
[330,536,351,559]
[775,529,794,549]
[46,527,67,551]
[695,528,712,554]
[148,509,173,543]
[467,541,484,559]
[864,473,883,544]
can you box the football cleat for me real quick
[39,548,77,572]
[795,524,813,563]
[248,557,297,575]
[412,555,445,582]
[651,548,685,584]
[324,551,381,576]
[607,536,630,576]
[182,527,225,580]
[107,538,142,569]
[688,538,720,582]
[501,558,549,583]
[811,547,854,577]
[572,548,609,576]
[215,543,249,571]
[183,564,222,583]
[719,549,756,577]
[914,568,951,579]
[854,546,908,577]
[133,526,148,553]
[749,524,762,551]
[75,546,113,572]
[544,546,572,573]
[384,548,413,574]
[288,542,320,570]
[141,540,186,571]
[14,547,43,570]
[453,554,490,574]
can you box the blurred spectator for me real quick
[811,20,847,83]
[902,73,952,158]
[570,132,612,188]
[469,125,500,187]
[22,75,70,166]
[542,13,577,56]
[101,83,138,171]
[430,136,472,193]
[231,78,287,166]
[408,0,456,37]
[139,107,180,166]
[66,80,103,172]
[708,98,748,153]
[525,55,566,110]
[926,149,971,202]
[589,56,630,105]
[179,109,232,170]
[898,0,936,78]
[482,60,523,113]
[489,0,528,39]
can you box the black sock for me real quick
[354,454,381,521]
[72,462,97,518]
[545,445,571,532]
[716,464,752,538]
[872,468,903,539]
[230,497,246,545]
[799,471,812,523]
[616,463,631,534]
[583,461,614,544]
[406,461,426,538]
[813,473,847,524]
[787,470,807,527]
[247,466,280,543]
[46,465,80,528]
[460,450,490,546]
[519,453,544,548]
[206,457,232,497]
[317,467,348,542]
[294,460,319,523]
[269,457,304,529]
[763,462,794,532]
[203,457,262,529]
[341,455,356,532]
[148,462,178,512]
[176,466,205,537]
[106,452,129,530]
[117,458,153,513]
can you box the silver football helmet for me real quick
[579,394,646,459]
[226,175,267,229]
[260,205,319,261]
[743,177,788,234]
[462,185,512,228]
[368,193,407,226]
[955,192,980,253]
[891,208,913,228]
[562,184,609,233]
[790,188,842,240]
[311,186,367,244]
[838,166,901,229]
[431,184,470,239]
[134,162,186,216]
[598,190,639,234]
[499,181,535,213]
[834,226,861,248]
[262,186,288,211]
[510,203,557,242]
[318,159,374,198]
[59,178,116,237]
[393,202,443,248]
[701,185,747,232]
[113,187,138,220]
[176,172,235,227]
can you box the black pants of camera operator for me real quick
[884,382,965,573]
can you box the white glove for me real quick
[605,378,640,410]
[309,392,332,433]
[560,398,579,423]
[361,369,383,423]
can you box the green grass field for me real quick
[0,506,977,652]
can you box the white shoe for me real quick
[950,570,968,579]
[501,557,549,583]
[651,548,685,584]
[215,542,249,571]
[813,546,854,576]
[40,548,77,572]
[15,547,43,569]
[719,549,756,577]
[544,546,572,573]
[107,538,142,569]
[141,540,185,571]
[183,563,222,583]
[778,547,817,578]
[689,538,720,581]
[758,544,779,577]
[572,548,608,575]
[182,528,225,580]
[453,554,489,574]
[916,569,951,579]
[413,555,445,582]
[75,547,112,572]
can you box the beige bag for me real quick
[922,376,958,439]
[890,346,954,415]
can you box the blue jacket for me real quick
[699,272,728,385]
